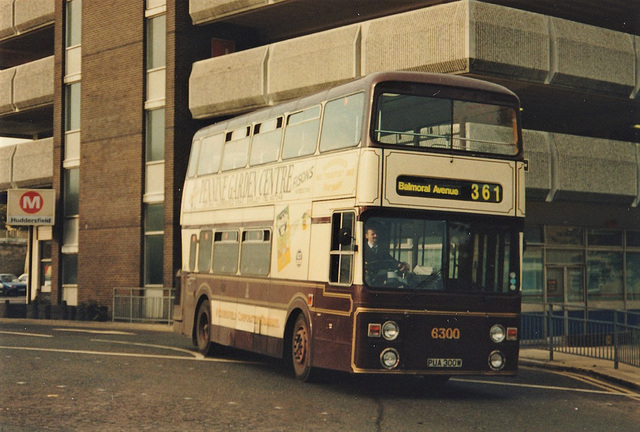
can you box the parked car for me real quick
[0,274,26,296]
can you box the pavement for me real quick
[519,348,640,391]
[2,318,638,390]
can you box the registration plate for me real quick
[427,358,463,368]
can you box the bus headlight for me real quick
[489,324,506,343]
[382,321,400,341]
[488,350,505,371]
[380,348,400,369]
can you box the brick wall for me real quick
[48,1,203,310]
[77,1,145,307]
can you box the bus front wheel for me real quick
[195,300,214,356]
[291,314,313,381]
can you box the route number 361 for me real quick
[431,327,461,339]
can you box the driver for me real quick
[364,224,409,284]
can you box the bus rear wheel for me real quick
[291,314,313,381]
[195,300,214,356]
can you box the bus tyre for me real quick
[291,314,313,382]
[195,300,214,356]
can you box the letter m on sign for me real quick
[20,191,43,214]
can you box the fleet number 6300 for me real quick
[431,327,461,339]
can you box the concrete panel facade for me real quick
[0,0,12,39]
[552,134,637,203]
[0,144,13,187]
[362,1,468,75]
[470,2,549,81]
[190,0,271,24]
[522,130,552,200]
[11,137,53,188]
[268,25,360,103]
[189,46,268,118]
[0,138,52,189]
[0,67,14,114]
[12,56,54,110]
[14,0,54,33]
[189,1,639,120]
[549,18,636,96]
[0,0,54,38]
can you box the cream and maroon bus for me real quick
[173,71,526,381]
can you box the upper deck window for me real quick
[320,92,365,152]
[250,118,283,166]
[196,133,224,176]
[374,93,518,157]
[282,106,321,159]
[221,127,250,171]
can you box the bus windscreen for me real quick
[374,93,518,156]
[363,216,520,294]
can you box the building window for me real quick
[526,225,640,306]
[65,0,82,48]
[546,226,584,246]
[39,241,52,291]
[144,204,164,285]
[588,229,622,247]
[63,168,79,249]
[146,108,165,162]
[627,252,640,301]
[62,254,78,285]
[65,83,81,132]
[587,251,623,301]
[522,248,543,300]
[64,168,79,216]
[146,14,166,70]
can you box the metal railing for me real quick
[112,287,175,324]
[521,305,640,369]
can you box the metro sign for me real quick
[19,191,44,213]
[6,189,55,226]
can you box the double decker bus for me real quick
[173,71,526,382]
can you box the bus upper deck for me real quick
[182,71,524,219]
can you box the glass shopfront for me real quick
[523,226,640,307]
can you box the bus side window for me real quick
[213,231,240,274]
[221,126,250,171]
[186,139,201,178]
[319,92,364,152]
[250,118,282,166]
[329,212,355,285]
[198,230,213,273]
[240,230,271,276]
[188,234,198,271]
[197,134,224,176]
[282,106,320,159]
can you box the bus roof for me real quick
[193,71,519,141]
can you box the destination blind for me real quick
[396,175,502,203]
